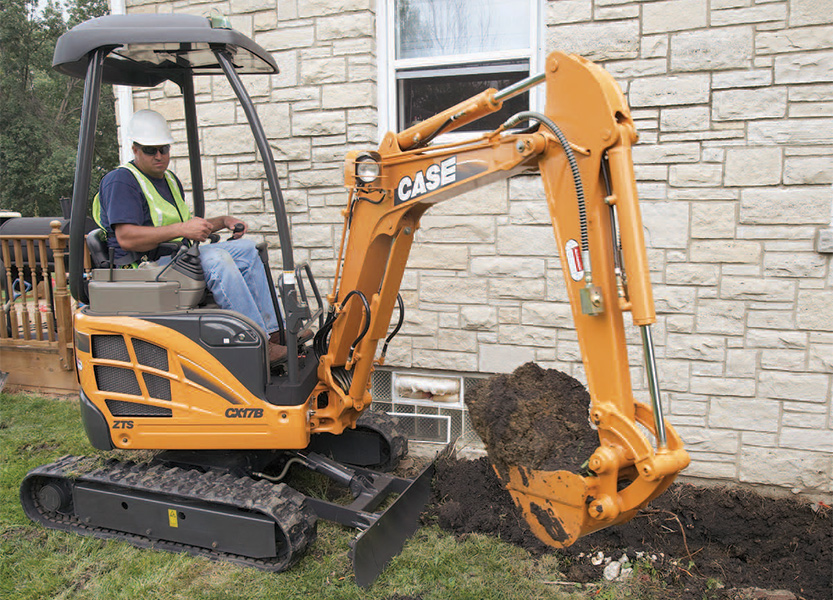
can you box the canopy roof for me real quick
[53,14,278,87]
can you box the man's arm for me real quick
[114,215,248,251]
[114,218,214,252]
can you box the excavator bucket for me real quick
[467,365,690,548]
[499,406,688,546]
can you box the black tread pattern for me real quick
[20,455,317,572]
[356,411,409,472]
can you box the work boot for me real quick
[269,328,313,346]
[268,341,287,365]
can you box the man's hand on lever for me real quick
[180,217,215,243]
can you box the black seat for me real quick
[86,230,110,269]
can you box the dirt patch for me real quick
[20,441,61,454]
[429,458,831,599]
[464,362,598,473]
[428,455,551,553]
[430,363,832,600]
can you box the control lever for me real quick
[154,242,204,282]
[171,242,204,281]
[227,222,244,241]
[154,243,189,282]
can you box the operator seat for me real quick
[85,230,111,269]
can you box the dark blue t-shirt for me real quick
[97,163,186,262]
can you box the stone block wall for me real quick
[124,0,832,498]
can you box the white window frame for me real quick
[376,0,545,141]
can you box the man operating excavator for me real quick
[93,109,287,364]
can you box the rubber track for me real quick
[20,455,317,572]
[355,411,409,472]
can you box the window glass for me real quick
[384,0,539,136]
[396,0,531,60]
[398,64,530,131]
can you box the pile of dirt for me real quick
[428,363,832,599]
[464,362,598,473]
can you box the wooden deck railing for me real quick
[0,221,76,392]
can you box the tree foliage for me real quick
[0,0,117,217]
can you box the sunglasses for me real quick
[137,144,170,156]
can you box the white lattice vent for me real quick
[370,369,485,447]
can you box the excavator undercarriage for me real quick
[21,412,434,586]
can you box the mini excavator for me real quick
[21,14,689,586]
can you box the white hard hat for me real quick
[130,109,175,146]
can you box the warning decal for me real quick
[565,239,584,281]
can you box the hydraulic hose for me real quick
[312,290,370,366]
[380,293,405,362]
[503,111,591,279]
[313,309,336,359]
[338,290,371,365]
[411,116,454,150]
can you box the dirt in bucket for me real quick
[463,361,599,473]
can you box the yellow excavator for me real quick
[21,14,689,586]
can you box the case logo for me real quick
[395,156,457,204]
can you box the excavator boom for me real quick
[316,51,689,547]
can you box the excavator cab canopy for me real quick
[55,14,309,382]
[55,16,305,367]
[52,13,278,84]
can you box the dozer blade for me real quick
[298,443,451,587]
[350,453,438,587]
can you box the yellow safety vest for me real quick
[93,163,191,235]
[92,163,192,266]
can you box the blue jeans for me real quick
[198,239,279,336]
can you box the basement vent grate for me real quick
[370,369,485,446]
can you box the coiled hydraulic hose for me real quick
[340,290,370,365]
[502,111,591,280]
[312,290,370,367]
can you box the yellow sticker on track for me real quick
[168,508,178,528]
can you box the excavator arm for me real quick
[311,51,689,546]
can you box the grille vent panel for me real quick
[143,373,172,400]
[92,335,130,362]
[106,399,172,418]
[94,366,141,396]
[133,339,168,371]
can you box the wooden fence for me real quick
[0,221,77,394]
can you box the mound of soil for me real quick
[429,363,832,599]
[464,362,598,473]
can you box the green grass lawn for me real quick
[0,392,590,600]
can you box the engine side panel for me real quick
[73,310,312,450]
